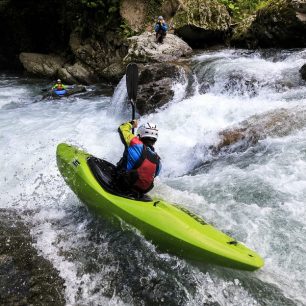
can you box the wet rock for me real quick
[136,62,189,114]
[213,107,306,153]
[0,209,65,305]
[173,0,231,47]
[231,0,306,48]
[123,32,192,63]
[300,64,306,81]
[19,53,66,78]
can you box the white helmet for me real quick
[137,122,158,140]
[57,79,61,83]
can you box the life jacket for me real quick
[129,145,160,193]
[55,84,64,90]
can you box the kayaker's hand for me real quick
[131,120,138,128]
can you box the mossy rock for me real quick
[172,0,231,47]
[231,0,306,48]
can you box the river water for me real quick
[1,49,306,305]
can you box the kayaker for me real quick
[116,120,161,195]
[52,79,67,91]
[155,16,168,44]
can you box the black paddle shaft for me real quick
[126,63,139,133]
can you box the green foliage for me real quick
[218,0,270,21]
[219,0,241,18]
[72,0,121,38]
[120,21,137,38]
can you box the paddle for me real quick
[126,63,139,133]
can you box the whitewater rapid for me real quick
[1,48,306,305]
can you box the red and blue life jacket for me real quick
[132,145,160,192]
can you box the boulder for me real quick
[19,53,66,77]
[69,32,128,82]
[173,0,231,47]
[193,106,306,171]
[136,62,190,114]
[59,62,98,85]
[300,63,306,81]
[123,32,192,63]
[99,61,126,82]
[213,107,306,153]
[231,0,306,48]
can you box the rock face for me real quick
[19,31,128,84]
[69,33,127,82]
[0,209,65,305]
[300,64,306,81]
[124,32,192,63]
[120,0,147,32]
[173,0,231,47]
[136,62,187,114]
[59,62,97,85]
[231,0,306,48]
[120,0,231,47]
[19,53,66,78]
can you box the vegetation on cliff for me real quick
[0,0,123,68]
[218,0,269,21]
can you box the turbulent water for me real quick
[1,49,306,305]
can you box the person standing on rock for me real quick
[155,16,168,44]
[116,119,161,196]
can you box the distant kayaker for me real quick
[116,120,161,195]
[52,79,67,91]
[155,16,168,44]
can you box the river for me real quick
[1,49,306,305]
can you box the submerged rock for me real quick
[231,0,306,48]
[0,209,65,305]
[213,107,306,153]
[300,64,306,81]
[123,32,192,63]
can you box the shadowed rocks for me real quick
[173,0,231,48]
[300,63,306,81]
[0,209,65,305]
[231,0,306,48]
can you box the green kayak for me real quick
[56,143,264,271]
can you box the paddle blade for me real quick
[126,63,138,101]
